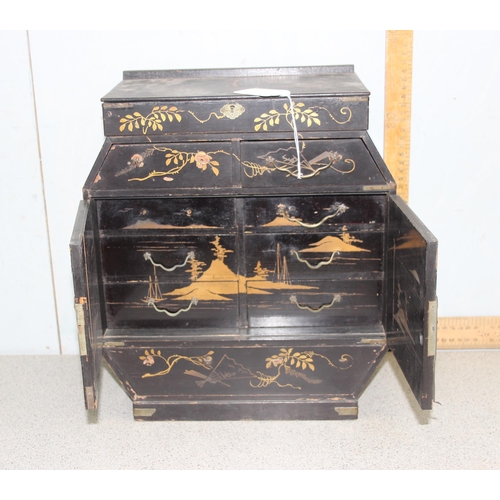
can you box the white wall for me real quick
[0,30,498,354]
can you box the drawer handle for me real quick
[144,251,194,272]
[147,297,198,316]
[289,294,341,313]
[291,250,339,269]
[277,203,347,228]
[264,152,355,179]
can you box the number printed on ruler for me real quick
[438,317,500,349]
[384,30,413,202]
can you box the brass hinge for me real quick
[428,300,438,357]
[74,297,88,356]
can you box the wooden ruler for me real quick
[384,30,413,203]
[384,31,500,349]
[438,317,500,349]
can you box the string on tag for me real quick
[234,88,303,179]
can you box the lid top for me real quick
[102,65,369,102]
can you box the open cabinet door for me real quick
[386,195,438,410]
[70,200,103,409]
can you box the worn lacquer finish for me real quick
[71,66,436,420]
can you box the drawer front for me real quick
[97,198,236,231]
[92,142,235,192]
[104,280,241,330]
[244,195,386,230]
[244,232,384,281]
[100,232,240,330]
[240,138,388,189]
[246,279,382,329]
[103,97,368,136]
[100,234,238,282]
[104,340,385,399]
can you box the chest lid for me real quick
[101,65,370,136]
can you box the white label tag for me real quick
[233,88,302,179]
[234,88,291,97]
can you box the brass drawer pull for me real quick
[291,249,339,269]
[264,151,355,179]
[144,251,194,272]
[147,297,198,316]
[277,202,347,228]
[289,294,341,313]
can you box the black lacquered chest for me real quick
[70,65,437,420]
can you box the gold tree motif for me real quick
[211,236,233,261]
[266,348,353,371]
[128,148,229,182]
[186,258,206,281]
[140,349,214,378]
[254,102,320,131]
[119,106,183,134]
[254,102,353,132]
[253,261,270,279]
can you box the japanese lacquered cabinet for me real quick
[70,66,437,421]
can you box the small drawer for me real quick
[98,198,236,231]
[104,280,241,330]
[244,232,383,281]
[91,142,235,192]
[244,195,386,231]
[240,138,388,190]
[246,279,382,329]
[100,234,238,283]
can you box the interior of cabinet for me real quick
[96,193,387,340]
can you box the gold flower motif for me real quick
[128,154,144,168]
[142,355,154,366]
[194,151,212,171]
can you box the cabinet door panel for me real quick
[70,201,103,409]
[386,195,438,410]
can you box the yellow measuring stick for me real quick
[438,317,500,349]
[384,31,500,349]
[384,30,413,203]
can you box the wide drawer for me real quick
[104,339,386,400]
[102,96,368,136]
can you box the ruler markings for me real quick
[384,30,413,203]
[438,317,500,349]
[384,31,498,349]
